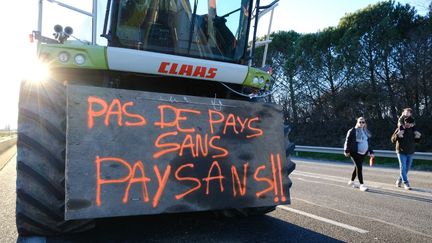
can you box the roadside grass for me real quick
[293,151,432,171]
[0,131,16,138]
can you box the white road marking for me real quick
[295,177,355,190]
[278,205,369,234]
[291,197,432,239]
[293,171,347,183]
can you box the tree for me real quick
[256,0,431,151]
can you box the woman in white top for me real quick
[343,117,374,191]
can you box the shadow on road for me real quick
[18,211,342,242]
[367,189,432,204]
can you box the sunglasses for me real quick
[359,121,366,124]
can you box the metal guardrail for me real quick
[295,145,432,161]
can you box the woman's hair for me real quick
[355,117,365,128]
[402,107,413,116]
[355,117,371,137]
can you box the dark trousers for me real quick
[350,153,366,184]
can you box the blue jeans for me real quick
[397,153,413,185]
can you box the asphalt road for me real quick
[287,158,432,242]
[1,155,431,242]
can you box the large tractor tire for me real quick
[218,124,296,217]
[16,80,94,235]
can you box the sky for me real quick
[259,0,429,35]
[0,0,429,129]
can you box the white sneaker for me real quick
[348,180,354,186]
[404,184,411,190]
[359,184,368,192]
[396,180,402,188]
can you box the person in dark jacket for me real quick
[391,116,421,190]
[344,117,374,192]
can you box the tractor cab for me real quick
[36,0,254,64]
[33,0,278,92]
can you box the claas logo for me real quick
[158,62,217,79]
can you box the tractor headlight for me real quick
[58,52,70,63]
[74,54,86,65]
[252,77,259,84]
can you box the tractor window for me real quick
[111,0,251,63]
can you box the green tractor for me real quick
[17,0,295,235]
